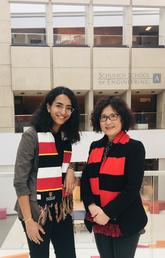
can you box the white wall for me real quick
[0,130,165,165]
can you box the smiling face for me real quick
[100,105,122,141]
[47,94,73,132]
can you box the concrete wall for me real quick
[0,0,14,132]
[132,48,165,90]
[53,47,91,90]
[11,47,51,91]
[93,47,129,90]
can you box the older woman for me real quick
[81,96,147,258]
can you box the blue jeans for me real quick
[22,214,76,258]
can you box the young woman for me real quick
[81,96,148,258]
[14,86,80,258]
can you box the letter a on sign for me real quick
[153,74,161,83]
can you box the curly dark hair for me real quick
[91,96,135,132]
[31,86,80,143]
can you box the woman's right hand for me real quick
[25,219,45,244]
[88,203,101,218]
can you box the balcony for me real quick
[94,34,123,47]
[132,35,161,47]
[53,34,86,46]
[15,113,89,133]
[72,170,165,252]
[134,112,158,130]
[15,111,163,133]
[11,33,47,46]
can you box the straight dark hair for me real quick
[91,96,135,132]
[31,86,80,144]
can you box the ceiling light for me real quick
[145,26,152,31]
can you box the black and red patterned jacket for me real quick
[81,131,148,237]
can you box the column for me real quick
[85,1,94,131]
[46,1,53,47]
[158,159,165,200]
[0,0,14,132]
[122,5,133,47]
[157,90,165,128]
[122,90,131,108]
[159,7,165,46]
[85,2,94,47]
[46,1,54,88]
[123,4,133,109]
[85,90,93,131]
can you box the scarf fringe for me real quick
[38,195,73,225]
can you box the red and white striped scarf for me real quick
[36,132,73,224]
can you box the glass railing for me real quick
[15,113,90,132]
[72,170,165,255]
[132,35,160,47]
[53,34,86,45]
[11,33,164,48]
[133,112,158,130]
[15,114,32,132]
[15,112,163,132]
[94,34,123,46]
[140,171,165,251]
[11,33,47,46]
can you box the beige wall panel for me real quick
[9,0,49,3]
[132,49,165,90]
[0,107,14,128]
[93,68,129,90]
[0,65,11,87]
[133,0,165,7]
[53,68,90,90]
[12,68,51,91]
[93,0,130,6]
[0,1,10,20]
[131,68,165,90]
[0,87,13,106]
[93,48,129,90]
[52,0,90,4]
[93,48,129,68]
[53,47,90,68]
[0,46,10,65]
[0,127,14,132]
[11,47,50,68]
[0,22,10,44]
[132,49,165,67]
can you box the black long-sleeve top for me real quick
[81,131,148,237]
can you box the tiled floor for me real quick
[1,247,165,258]
[0,213,165,258]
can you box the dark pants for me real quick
[94,232,140,258]
[22,215,76,258]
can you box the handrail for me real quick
[74,170,165,178]
[1,170,165,177]
[11,33,47,46]
[12,32,46,36]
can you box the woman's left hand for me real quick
[64,167,75,194]
[93,208,110,225]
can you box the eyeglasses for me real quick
[54,103,74,115]
[100,113,119,122]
